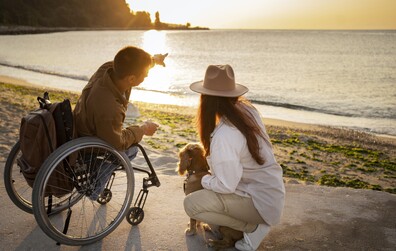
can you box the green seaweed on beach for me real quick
[270,127,395,193]
[281,164,315,182]
[318,174,383,191]
[0,82,79,110]
[1,82,395,194]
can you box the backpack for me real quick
[17,92,74,198]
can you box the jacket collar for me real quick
[103,68,129,107]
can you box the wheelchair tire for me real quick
[4,141,33,213]
[4,141,84,216]
[126,207,144,226]
[32,137,135,246]
[97,188,112,205]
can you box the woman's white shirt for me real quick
[201,104,285,225]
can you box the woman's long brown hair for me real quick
[196,95,266,165]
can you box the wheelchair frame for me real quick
[4,136,161,246]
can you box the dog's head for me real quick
[176,143,209,176]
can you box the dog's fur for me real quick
[177,143,210,236]
[177,143,243,250]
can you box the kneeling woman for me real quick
[184,65,285,251]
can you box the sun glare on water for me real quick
[142,30,167,53]
[132,30,178,104]
[141,30,171,91]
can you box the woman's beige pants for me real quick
[183,189,265,233]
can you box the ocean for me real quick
[0,29,395,136]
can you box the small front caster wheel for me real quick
[126,207,144,225]
[97,188,112,205]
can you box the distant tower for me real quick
[155,11,161,29]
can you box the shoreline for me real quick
[0,79,395,194]
[1,26,394,36]
[0,74,333,130]
[0,25,209,36]
[1,74,395,140]
[1,59,395,138]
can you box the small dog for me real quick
[177,143,243,250]
[177,143,210,236]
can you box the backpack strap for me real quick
[31,110,55,153]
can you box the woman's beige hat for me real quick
[190,64,249,97]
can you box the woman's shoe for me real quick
[235,224,270,251]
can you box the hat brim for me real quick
[190,80,249,97]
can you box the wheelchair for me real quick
[4,136,160,246]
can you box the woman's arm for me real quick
[201,125,246,193]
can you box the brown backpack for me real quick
[18,92,74,198]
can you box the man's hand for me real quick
[152,53,168,67]
[140,120,159,136]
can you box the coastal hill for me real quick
[0,0,208,34]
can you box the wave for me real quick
[1,61,394,120]
[0,61,189,96]
[250,99,350,116]
[0,62,89,81]
[249,99,396,119]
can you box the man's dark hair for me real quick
[113,46,152,79]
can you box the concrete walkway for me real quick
[1,166,395,251]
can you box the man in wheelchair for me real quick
[73,46,167,200]
[3,46,168,246]
[73,46,167,150]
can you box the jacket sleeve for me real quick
[94,105,144,151]
[124,125,144,145]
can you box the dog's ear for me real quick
[176,146,191,176]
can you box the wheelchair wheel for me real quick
[4,141,83,215]
[4,141,33,213]
[32,137,135,246]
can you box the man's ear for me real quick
[127,75,138,86]
[127,75,135,82]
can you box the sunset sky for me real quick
[126,0,396,29]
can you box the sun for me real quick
[140,30,170,93]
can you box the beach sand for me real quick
[0,77,395,250]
